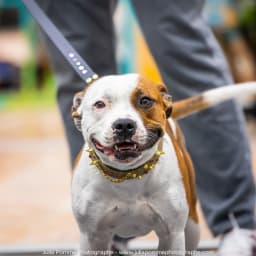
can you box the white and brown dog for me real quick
[71,73,256,256]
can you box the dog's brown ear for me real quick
[71,91,84,131]
[158,84,173,118]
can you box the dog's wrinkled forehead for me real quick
[83,74,140,104]
[81,73,172,121]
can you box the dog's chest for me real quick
[82,171,185,238]
[99,199,158,237]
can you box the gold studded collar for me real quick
[86,140,164,183]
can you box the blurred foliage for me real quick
[239,1,256,52]
[240,6,256,26]
[0,0,57,111]
[0,66,56,110]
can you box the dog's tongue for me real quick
[104,148,114,155]
[94,140,136,158]
[105,143,133,155]
[117,143,134,150]
[95,142,104,150]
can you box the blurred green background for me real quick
[0,0,56,110]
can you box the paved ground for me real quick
[0,108,256,249]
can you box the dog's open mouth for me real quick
[92,138,140,161]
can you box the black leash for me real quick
[21,0,98,85]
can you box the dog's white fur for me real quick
[72,74,199,256]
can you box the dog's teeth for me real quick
[114,145,119,151]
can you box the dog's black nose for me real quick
[112,118,137,138]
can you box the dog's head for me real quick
[71,74,172,170]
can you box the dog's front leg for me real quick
[78,231,112,256]
[158,231,186,256]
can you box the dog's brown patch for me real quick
[131,75,198,222]
[166,122,198,223]
[130,75,172,132]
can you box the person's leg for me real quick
[131,0,255,236]
[36,0,117,164]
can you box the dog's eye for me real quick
[94,101,106,109]
[138,96,154,109]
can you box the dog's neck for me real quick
[86,139,164,183]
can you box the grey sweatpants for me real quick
[37,0,255,236]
